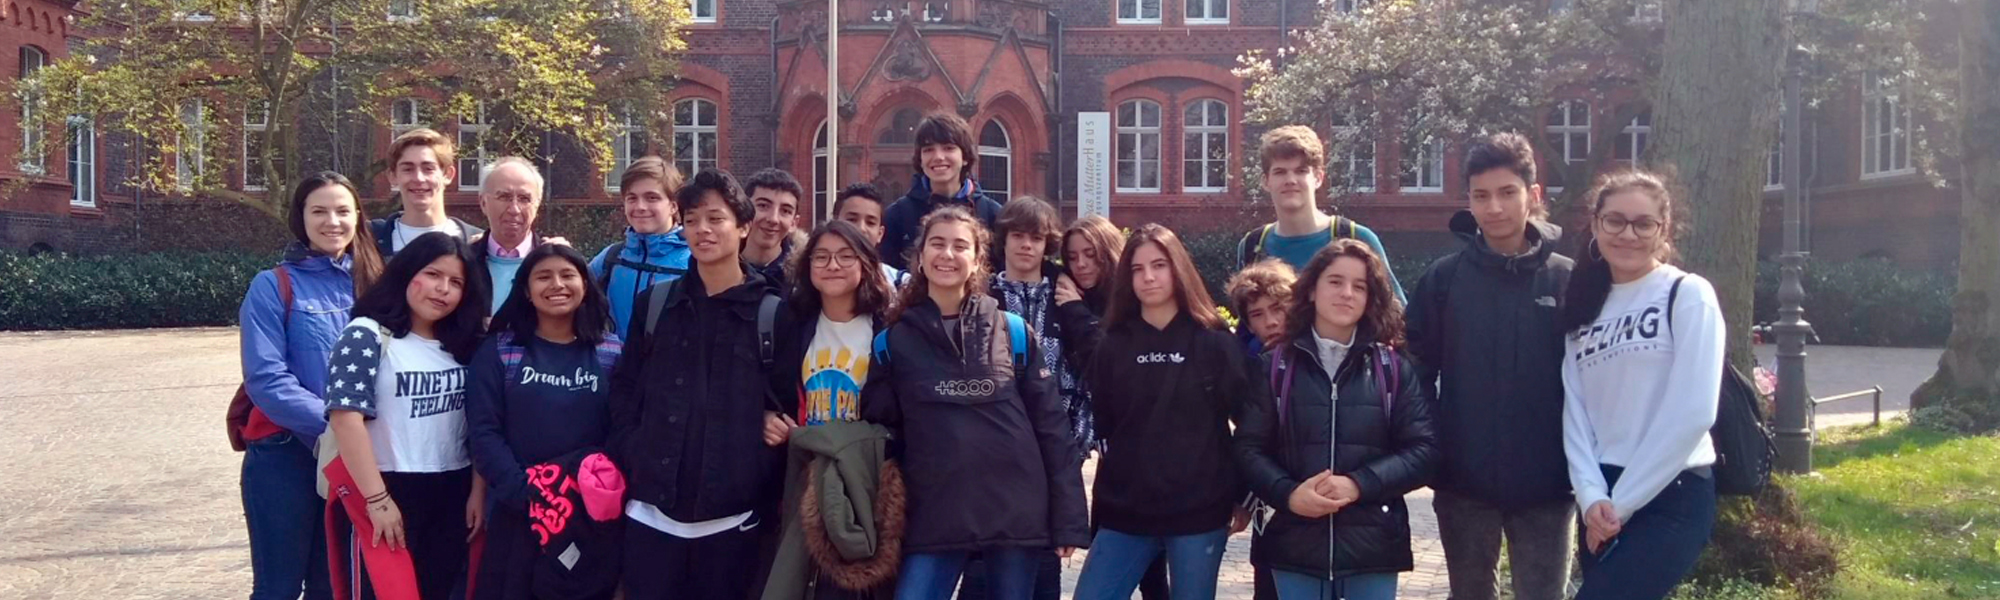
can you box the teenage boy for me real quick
[1224,259,1298,350]
[609,168,792,600]
[833,182,909,288]
[370,128,484,256]
[469,157,549,311]
[877,113,1003,271]
[742,168,806,287]
[1404,133,1575,600]
[1236,125,1404,302]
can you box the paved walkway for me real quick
[0,329,1939,599]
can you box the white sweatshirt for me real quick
[1562,264,1721,522]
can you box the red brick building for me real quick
[0,0,1963,268]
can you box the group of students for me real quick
[235,112,1726,600]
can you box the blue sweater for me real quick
[590,226,691,339]
[237,244,357,439]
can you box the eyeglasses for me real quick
[1597,214,1664,239]
[811,251,861,269]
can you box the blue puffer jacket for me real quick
[590,226,691,340]
[238,243,359,439]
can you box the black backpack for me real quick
[1668,276,1777,496]
[1236,216,1357,269]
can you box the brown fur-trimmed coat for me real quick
[761,422,906,600]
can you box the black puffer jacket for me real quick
[607,263,790,521]
[1237,332,1439,580]
[1405,211,1573,510]
[860,294,1091,553]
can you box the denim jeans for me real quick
[1269,570,1396,600]
[241,433,332,600]
[957,552,1061,600]
[1574,465,1717,600]
[896,547,1038,600]
[1072,527,1229,600]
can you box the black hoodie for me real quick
[1089,312,1253,536]
[1404,211,1574,510]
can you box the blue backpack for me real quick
[872,311,1030,370]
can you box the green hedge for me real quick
[1753,258,1954,348]
[0,251,275,331]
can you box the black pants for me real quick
[621,517,765,600]
[344,468,472,600]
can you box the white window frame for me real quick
[68,114,94,206]
[391,98,424,136]
[607,107,647,191]
[18,46,46,174]
[1545,100,1590,192]
[672,98,719,176]
[978,120,1011,203]
[813,121,829,209]
[1181,99,1228,193]
[1117,0,1161,24]
[1766,100,1785,191]
[690,0,717,23]
[244,101,274,191]
[387,0,419,21]
[1631,0,1662,22]
[1116,99,1162,193]
[177,98,206,191]
[1400,136,1444,193]
[1185,0,1227,25]
[1862,74,1914,179]
[458,101,494,191]
[1615,111,1650,166]
[1331,126,1375,192]
[1331,0,1359,14]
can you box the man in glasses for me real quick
[1404,132,1578,600]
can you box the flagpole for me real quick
[824,0,839,222]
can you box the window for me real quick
[1116,100,1161,193]
[607,107,648,190]
[1331,127,1375,191]
[978,120,1011,203]
[1545,100,1590,189]
[672,98,718,176]
[1186,0,1227,24]
[457,102,494,190]
[1632,0,1662,21]
[177,98,206,190]
[1117,0,1161,24]
[391,98,425,135]
[1767,101,1785,191]
[1615,111,1651,166]
[1399,137,1444,192]
[813,121,829,209]
[1331,0,1359,14]
[244,101,277,191]
[1182,99,1228,192]
[690,0,716,23]
[68,115,94,206]
[387,0,418,21]
[1862,74,1912,177]
[18,46,45,173]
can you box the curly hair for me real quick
[1283,238,1405,348]
[1225,258,1298,316]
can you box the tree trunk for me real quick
[1914,0,2000,413]
[1648,0,1787,366]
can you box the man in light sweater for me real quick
[470,157,549,311]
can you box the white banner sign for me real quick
[1076,112,1111,219]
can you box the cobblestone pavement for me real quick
[0,328,1938,599]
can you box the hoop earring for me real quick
[1587,238,1605,261]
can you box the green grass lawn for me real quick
[1787,423,2000,599]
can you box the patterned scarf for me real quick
[994,275,1095,458]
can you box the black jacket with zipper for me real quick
[1237,332,1439,580]
[1404,211,1573,510]
[606,262,791,521]
[1089,312,1254,536]
[876,177,1003,272]
[859,294,1091,553]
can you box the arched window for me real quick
[977,120,1010,203]
[813,121,829,209]
[18,45,46,173]
[673,98,719,175]
[1182,99,1228,192]
[1116,99,1161,193]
